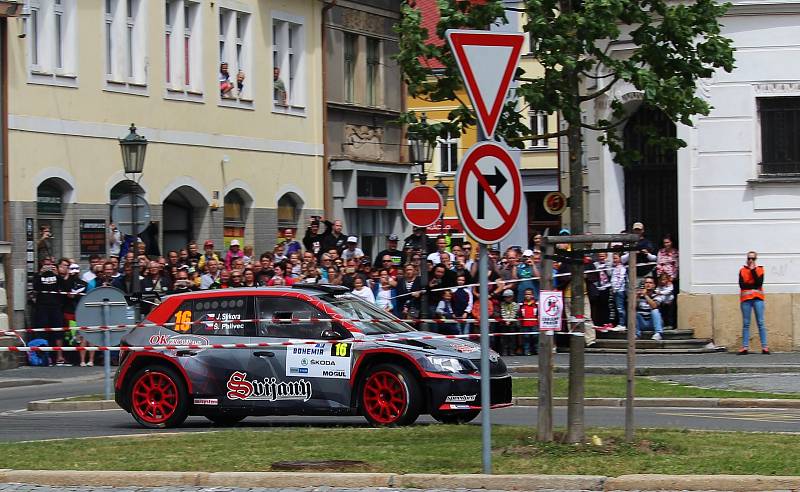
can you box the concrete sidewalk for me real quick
[1,469,799,491]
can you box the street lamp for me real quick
[434,177,449,236]
[119,123,147,321]
[407,114,436,319]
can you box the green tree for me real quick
[396,0,735,443]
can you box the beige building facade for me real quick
[6,0,325,325]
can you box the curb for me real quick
[27,398,120,412]
[512,396,800,408]
[2,470,799,491]
[507,364,800,375]
[0,379,53,389]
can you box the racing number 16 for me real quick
[332,342,351,357]
[174,310,192,332]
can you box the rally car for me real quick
[114,284,513,428]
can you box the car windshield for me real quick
[321,294,415,335]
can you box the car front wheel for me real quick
[129,365,189,429]
[360,363,422,426]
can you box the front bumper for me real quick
[426,374,513,412]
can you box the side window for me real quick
[256,297,330,339]
[169,296,252,336]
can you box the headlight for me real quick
[426,355,466,373]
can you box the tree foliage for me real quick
[396,0,736,165]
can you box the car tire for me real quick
[360,363,422,426]
[205,415,246,426]
[128,365,189,429]
[431,410,480,424]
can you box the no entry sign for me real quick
[403,185,443,228]
[455,142,522,244]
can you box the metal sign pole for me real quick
[478,242,491,474]
[101,301,112,400]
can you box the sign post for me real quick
[447,28,525,475]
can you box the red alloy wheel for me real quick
[362,370,409,425]
[131,370,179,425]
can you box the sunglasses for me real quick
[747,257,757,261]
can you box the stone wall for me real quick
[678,292,800,352]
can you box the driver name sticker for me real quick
[286,342,352,379]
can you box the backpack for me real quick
[26,338,51,366]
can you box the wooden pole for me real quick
[625,252,638,442]
[537,239,554,442]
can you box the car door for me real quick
[248,296,354,412]
[167,295,255,411]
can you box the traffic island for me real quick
[27,397,119,412]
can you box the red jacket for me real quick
[518,300,538,328]
[739,266,764,302]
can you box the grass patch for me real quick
[1,426,800,475]
[512,376,800,399]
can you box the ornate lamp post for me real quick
[119,123,147,321]
[407,114,436,317]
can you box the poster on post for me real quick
[538,290,563,331]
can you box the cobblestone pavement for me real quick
[0,486,592,492]
[652,373,800,394]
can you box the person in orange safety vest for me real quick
[738,251,768,355]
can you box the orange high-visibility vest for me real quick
[739,266,765,302]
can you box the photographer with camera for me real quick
[32,257,68,366]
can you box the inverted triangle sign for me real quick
[446,30,524,139]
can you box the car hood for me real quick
[367,330,487,358]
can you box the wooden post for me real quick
[625,252,638,442]
[537,239,554,442]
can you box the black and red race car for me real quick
[114,284,513,428]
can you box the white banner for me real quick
[538,290,563,331]
[285,342,352,379]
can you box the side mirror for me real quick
[320,329,341,340]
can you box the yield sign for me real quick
[446,30,525,139]
[455,142,522,244]
[403,185,443,228]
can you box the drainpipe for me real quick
[320,0,337,217]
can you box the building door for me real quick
[623,105,678,245]
[163,189,195,253]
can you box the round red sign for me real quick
[402,185,443,228]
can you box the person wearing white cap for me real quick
[515,249,539,302]
[341,236,364,261]
[224,239,244,270]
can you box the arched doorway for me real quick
[277,192,303,233]
[36,177,72,263]
[163,186,206,253]
[224,189,251,249]
[623,105,678,245]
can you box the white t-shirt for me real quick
[427,251,455,264]
[376,289,393,311]
[351,286,375,304]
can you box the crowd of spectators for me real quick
[29,217,679,365]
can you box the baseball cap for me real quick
[69,263,80,273]
[632,222,645,230]
[503,289,514,297]
[387,233,399,241]
[204,240,214,247]
[230,239,240,247]
[559,228,571,235]
[522,249,534,257]
[347,236,358,243]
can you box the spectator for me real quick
[197,240,219,271]
[243,268,262,287]
[351,276,375,304]
[587,252,612,327]
[273,243,287,263]
[375,277,394,312]
[200,259,221,290]
[635,277,664,340]
[453,251,474,285]
[627,222,657,279]
[108,223,121,257]
[427,264,456,315]
[321,219,348,254]
[229,270,245,288]
[517,288,538,356]
[216,269,231,289]
[341,259,361,289]
[655,272,675,329]
[303,217,327,259]
[516,249,539,301]
[242,245,254,265]
[656,234,679,283]
[395,264,421,319]
[236,70,246,96]
[36,225,53,263]
[256,253,274,284]
[404,226,434,253]
[451,274,473,335]
[224,239,244,270]
[82,254,103,284]
[187,241,201,264]
[498,289,519,356]
[284,229,302,255]
[341,236,364,261]
[435,290,457,334]
[64,263,89,366]
[112,261,139,294]
[267,264,294,286]
[220,62,234,97]
[739,251,768,355]
[170,269,194,294]
[142,260,171,297]
[610,253,628,329]
[273,67,287,105]
[427,236,454,264]
[32,258,67,365]
[374,234,404,269]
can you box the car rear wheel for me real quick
[129,365,188,429]
[205,415,246,426]
[431,410,480,424]
[361,363,421,426]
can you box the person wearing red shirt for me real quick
[517,288,538,356]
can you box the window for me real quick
[438,131,459,173]
[277,193,302,231]
[37,178,69,263]
[219,7,252,104]
[343,33,357,104]
[105,0,147,89]
[25,0,77,84]
[256,298,331,339]
[759,97,800,175]
[165,0,202,98]
[172,298,252,336]
[529,110,549,148]
[357,175,388,198]
[366,37,381,107]
[272,13,306,112]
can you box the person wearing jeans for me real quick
[739,251,769,355]
[635,277,664,340]
[610,253,627,329]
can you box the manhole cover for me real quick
[271,460,367,471]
